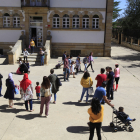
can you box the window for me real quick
[83,15,89,29]
[93,15,99,29]
[63,14,69,28]
[13,14,20,28]
[53,14,59,28]
[73,15,79,28]
[3,13,10,27]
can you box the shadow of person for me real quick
[102,126,124,132]
[14,102,24,106]
[0,108,25,114]
[63,101,90,106]
[67,126,89,134]
[16,114,42,120]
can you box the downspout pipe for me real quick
[103,0,108,57]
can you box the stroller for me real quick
[110,107,134,132]
[55,61,63,69]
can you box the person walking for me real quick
[48,69,59,104]
[23,48,29,61]
[30,39,35,54]
[20,73,34,112]
[0,73,3,97]
[40,76,51,117]
[4,73,15,108]
[68,55,73,74]
[64,55,70,82]
[71,61,76,78]
[114,64,120,91]
[95,68,107,88]
[62,51,67,64]
[107,67,114,100]
[88,98,104,140]
[87,52,94,72]
[39,48,44,66]
[79,71,93,103]
[83,55,89,72]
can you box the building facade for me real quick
[0,0,113,57]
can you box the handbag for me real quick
[29,45,31,49]
[88,77,94,95]
[44,88,51,97]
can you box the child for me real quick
[75,57,80,75]
[68,55,73,74]
[35,82,41,100]
[117,107,136,122]
[83,55,89,72]
[71,61,76,78]
[23,49,29,61]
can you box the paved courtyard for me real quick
[0,43,140,140]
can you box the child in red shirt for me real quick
[35,82,41,100]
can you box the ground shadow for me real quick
[0,107,25,114]
[16,113,42,120]
[0,56,8,65]
[67,126,89,134]
[14,102,24,106]
[14,98,22,101]
[63,101,90,106]
[102,126,125,132]
[123,64,140,68]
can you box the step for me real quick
[19,55,39,59]
[17,58,40,62]
[21,53,39,56]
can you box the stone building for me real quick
[0,0,113,57]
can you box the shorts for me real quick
[36,93,40,97]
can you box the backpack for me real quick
[56,76,62,87]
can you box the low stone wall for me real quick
[111,38,119,44]
[7,40,22,64]
[44,40,50,65]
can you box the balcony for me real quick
[21,0,50,7]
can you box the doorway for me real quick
[70,50,81,57]
[31,28,37,45]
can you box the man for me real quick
[64,55,70,81]
[95,68,107,88]
[107,67,115,100]
[93,81,114,108]
[62,51,67,63]
[0,73,3,97]
[83,55,89,72]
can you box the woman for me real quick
[48,69,59,104]
[87,52,94,72]
[79,71,93,103]
[40,76,51,117]
[16,58,22,74]
[20,73,33,111]
[19,60,28,74]
[88,98,104,140]
[4,73,15,108]
[114,64,120,91]
[30,39,35,54]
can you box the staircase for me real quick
[18,47,41,64]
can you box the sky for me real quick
[114,0,127,18]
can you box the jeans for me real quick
[54,93,57,101]
[41,56,44,65]
[84,63,87,71]
[64,68,70,81]
[31,46,34,54]
[80,87,89,102]
[107,85,114,99]
[0,86,2,95]
[87,61,93,71]
[40,96,51,115]
[25,100,32,110]
[126,117,132,121]
[89,122,102,140]
[24,56,27,61]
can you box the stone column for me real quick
[121,32,124,43]
[125,37,127,42]
[138,38,140,45]
[117,33,119,43]
[131,37,133,45]
[0,13,3,28]
[69,15,73,28]
[10,15,13,28]
[89,15,92,29]
[79,15,83,29]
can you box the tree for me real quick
[113,1,122,21]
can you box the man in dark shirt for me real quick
[107,67,114,100]
[0,73,3,97]
[62,51,67,63]
[64,55,70,81]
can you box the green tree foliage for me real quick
[113,1,122,21]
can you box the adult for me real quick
[95,68,107,88]
[107,67,114,100]
[4,73,15,108]
[87,52,94,72]
[114,64,120,91]
[20,73,34,111]
[40,76,51,117]
[39,48,44,66]
[48,69,59,104]
[62,51,67,63]
[88,98,104,140]
[19,60,28,74]
[93,81,114,107]
[64,55,70,82]
[68,55,73,74]
[0,73,3,97]
[83,55,89,72]
[30,39,35,54]
[79,71,93,103]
